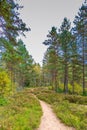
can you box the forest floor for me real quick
[37,100,75,130]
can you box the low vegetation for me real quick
[0,89,42,130]
[33,87,87,130]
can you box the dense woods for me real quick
[0,0,87,96]
[42,1,87,95]
[0,0,42,96]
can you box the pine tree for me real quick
[43,27,59,91]
[73,1,87,94]
[70,34,82,94]
[59,17,72,93]
[0,0,29,43]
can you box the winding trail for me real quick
[37,100,75,130]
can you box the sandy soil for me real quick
[37,100,75,130]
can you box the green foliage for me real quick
[53,102,87,130]
[0,89,42,130]
[68,83,82,94]
[64,95,87,105]
[73,1,87,94]
[0,0,31,93]
[0,0,29,44]
[0,97,8,106]
[42,2,87,94]
[59,83,83,94]
[43,26,58,89]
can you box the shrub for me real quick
[64,95,87,105]
[0,70,11,96]
[0,97,8,106]
[59,82,83,94]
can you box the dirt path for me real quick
[37,100,75,130]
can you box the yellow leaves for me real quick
[0,70,11,96]
[33,64,41,74]
[0,71,10,85]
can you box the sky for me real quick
[18,0,83,65]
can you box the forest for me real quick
[0,0,87,130]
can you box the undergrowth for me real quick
[33,87,87,130]
[0,97,8,106]
[0,89,42,130]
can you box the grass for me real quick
[32,87,87,130]
[0,89,42,130]
[0,97,8,106]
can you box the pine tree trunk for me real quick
[54,71,58,92]
[64,62,68,94]
[72,64,75,94]
[82,37,85,94]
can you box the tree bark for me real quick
[82,37,85,94]
[64,60,68,94]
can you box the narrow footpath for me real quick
[37,100,75,130]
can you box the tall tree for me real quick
[0,0,30,91]
[73,1,87,94]
[59,17,72,93]
[2,39,34,89]
[69,34,82,94]
[43,27,59,91]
